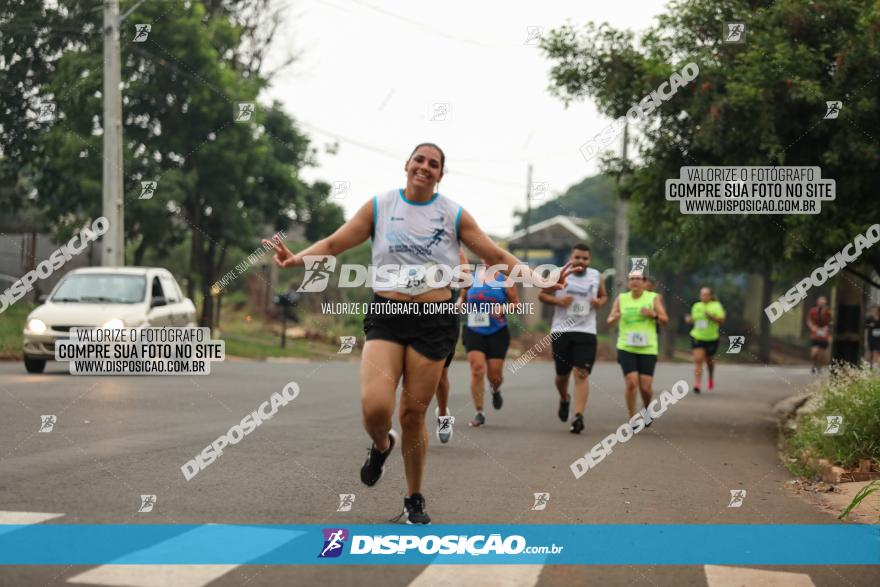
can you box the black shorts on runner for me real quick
[551,332,597,376]
[462,326,510,360]
[363,294,458,361]
[617,349,657,377]
[810,340,829,350]
[444,316,461,367]
[869,338,880,352]
[690,338,719,356]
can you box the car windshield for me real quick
[51,274,147,304]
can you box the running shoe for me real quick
[470,411,486,427]
[708,379,714,391]
[693,386,701,395]
[492,389,503,410]
[435,407,454,444]
[570,414,585,434]
[401,493,431,525]
[643,410,653,427]
[360,429,397,487]
[558,398,570,422]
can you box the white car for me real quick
[22,267,197,373]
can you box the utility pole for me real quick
[612,122,630,297]
[523,163,533,263]
[102,0,124,266]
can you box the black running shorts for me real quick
[363,294,458,362]
[462,326,510,360]
[690,337,719,356]
[617,349,657,376]
[551,331,597,376]
[444,315,461,367]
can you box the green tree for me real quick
[541,0,880,360]
[0,1,343,328]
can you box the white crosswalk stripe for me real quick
[0,510,64,525]
[705,565,816,587]
[66,525,301,587]
[407,564,544,587]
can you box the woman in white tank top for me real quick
[265,143,561,524]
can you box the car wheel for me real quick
[24,357,46,373]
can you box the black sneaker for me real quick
[402,493,431,524]
[470,412,486,427]
[492,390,503,410]
[693,387,701,395]
[570,414,584,434]
[360,429,397,487]
[558,398,570,422]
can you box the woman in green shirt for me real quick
[607,272,669,424]
[684,287,726,393]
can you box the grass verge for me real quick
[784,363,880,471]
[0,302,34,360]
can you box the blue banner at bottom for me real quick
[0,524,877,565]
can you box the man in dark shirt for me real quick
[806,296,833,374]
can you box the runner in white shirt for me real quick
[539,244,607,434]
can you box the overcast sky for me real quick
[264,0,669,236]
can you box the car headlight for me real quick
[102,318,125,329]
[27,318,47,334]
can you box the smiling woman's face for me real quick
[405,145,443,190]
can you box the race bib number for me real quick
[395,265,432,296]
[695,319,708,330]
[816,327,828,337]
[468,312,490,328]
[570,299,589,316]
[626,332,648,347]
[872,328,880,338]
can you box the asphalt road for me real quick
[0,357,877,586]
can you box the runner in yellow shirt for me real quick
[607,271,669,424]
[684,287,726,394]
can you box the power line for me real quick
[298,119,523,188]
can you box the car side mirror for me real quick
[150,296,167,308]
[37,294,48,304]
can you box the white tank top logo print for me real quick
[371,189,463,293]
[551,267,601,334]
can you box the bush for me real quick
[786,363,880,470]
